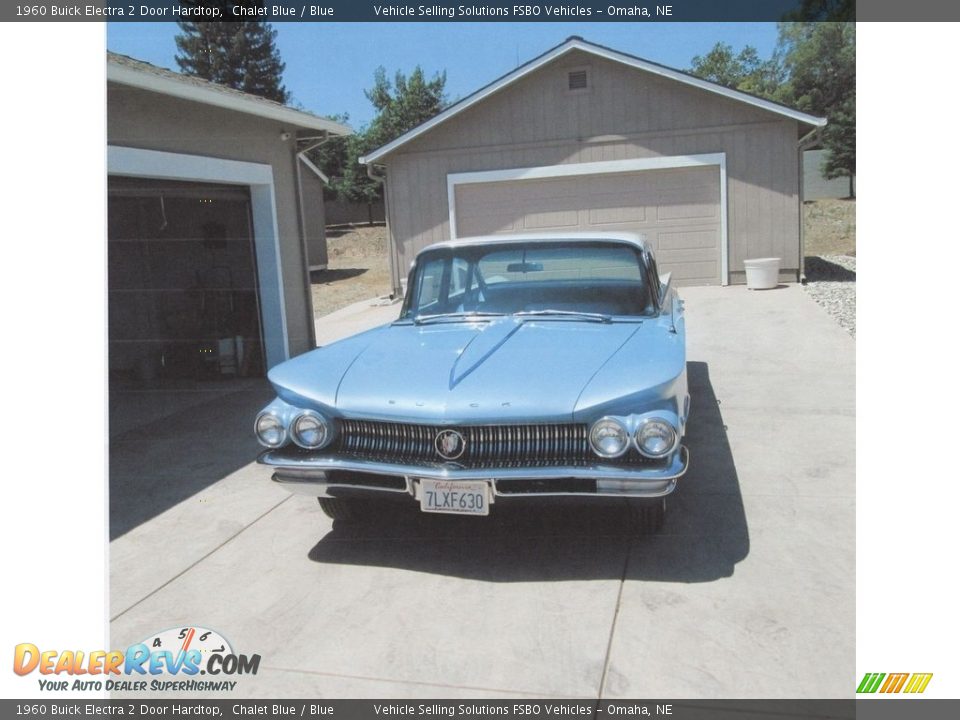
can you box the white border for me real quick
[361,38,824,164]
[107,145,290,368]
[446,153,729,285]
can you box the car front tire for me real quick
[317,497,366,522]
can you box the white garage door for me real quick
[453,165,722,286]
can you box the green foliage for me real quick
[314,66,447,207]
[689,23,855,193]
[689,42,784,99]
[323,134,382,206]
[778,23,856,184]
[820,100,855,186]
[174,6,289,104]
[364,66,448,149]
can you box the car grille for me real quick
[332,419,659,468]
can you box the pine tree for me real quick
[175,7,289,104]
[231,22,289,103]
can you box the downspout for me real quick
[293,132,337,348]
[797,127,823,284]
[366,163,401,298]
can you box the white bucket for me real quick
[743,257,781,290]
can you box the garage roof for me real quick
[360,37,826,164]
[107,52,351,136]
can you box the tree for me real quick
[363,66,448,149]
[175,6,289,104]
[689,43,783,99]
[778,23,856,194]
[689,24,855,197]
[313,66,447,216]
[321,133,383,218]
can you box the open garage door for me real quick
[453,165,722,286]
[108,178,267,433]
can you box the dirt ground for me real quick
[310,224,392,317]
[311,200,857,318]
[803,198,856,257]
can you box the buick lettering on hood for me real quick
[255,233,689,532]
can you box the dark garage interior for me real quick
[108,177,267,435]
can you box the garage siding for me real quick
[380,50,801,290]
[108,84,317,359]
[454,166,722,285]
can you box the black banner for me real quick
[11,0,960,23]
[4,1,859,23]
[11,0,960,22]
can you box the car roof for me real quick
[417,231,652,257]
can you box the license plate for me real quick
[419,479,490,516]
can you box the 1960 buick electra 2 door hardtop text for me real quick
[255,232,689,532]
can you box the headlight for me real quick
[255,412,286,448]
[589,417,629,458]
[636,418,677,458]
[291,410,331,449]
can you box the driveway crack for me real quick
[110,495,291,621]
[597,539,633,701]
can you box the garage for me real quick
[108,177,266,387]
[452,164,722,286]
[360,37,826,290]
[106,51,351,435]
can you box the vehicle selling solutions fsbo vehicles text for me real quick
[372,5,596,16]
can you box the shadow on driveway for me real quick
[804,256,856,282]
[307,361,749,582]
[109,380,275,540]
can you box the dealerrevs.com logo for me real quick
[13,627,259,692]
[857,672,933,694]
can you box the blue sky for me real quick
[107,22,780,128]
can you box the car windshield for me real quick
[401,241,658,320]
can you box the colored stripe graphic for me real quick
[903,673,933,693]
[857,672,933,694]
[857,673,885,693]
[880,673,909,693]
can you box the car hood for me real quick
[269,317,683,423]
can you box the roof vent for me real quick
[568,69,588,91]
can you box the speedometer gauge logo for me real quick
[142,626,233,666]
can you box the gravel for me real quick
[802,255,856,338]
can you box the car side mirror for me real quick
[658,272,673,312]
[657,273,680,334]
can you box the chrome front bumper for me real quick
[258,446,688,500]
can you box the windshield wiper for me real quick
[513,309,613,323]
[413,311,505,325]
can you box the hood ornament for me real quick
[435,429,466,460]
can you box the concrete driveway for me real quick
[109,285,854,699]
